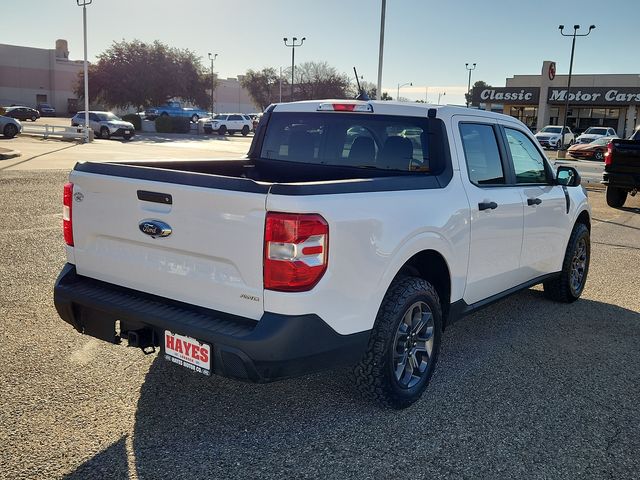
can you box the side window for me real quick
[459,123,505,185]
[90,113,100,122]
[229,114,242,121]
[504,128,549,184]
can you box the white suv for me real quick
[575,127,618,144]
[71,111,135,140]
[534,125,575,149]
[203,113,253,136]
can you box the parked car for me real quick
[144,101,208,123]
[54,100,590,409]
[567,136,617,161]
[0,115,22,138]
[602,132,640,208]
[203,113,253,135]
[71,111,135,140]
[4,106,40,122]
[37,103,56,117]
[575,126,617,144]
[534,125,575,149]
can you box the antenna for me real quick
[353,67,370,101]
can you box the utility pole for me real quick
[77,0,92,143]
[465,63,476,107]
[208,53,218,115]
[558,24,596,151]
[283,37,305,102]
[376,0,386,100]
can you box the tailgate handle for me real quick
[137,190,172,205]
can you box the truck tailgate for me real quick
[69,168,267,320]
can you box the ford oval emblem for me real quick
[139,219,172,238]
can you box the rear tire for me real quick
[606,186,627,208]
[3,124,18,138]
[354,276,442,409]
[31,115,37,122]
[594,150,604,161]
[543,223,590,303]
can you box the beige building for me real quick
[214,76,257,114]
[0,40,83,114]
[472,60,640,137]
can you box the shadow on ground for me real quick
[64,292,640,479]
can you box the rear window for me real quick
[259,112,445,172]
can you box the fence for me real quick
[21,124,91,141]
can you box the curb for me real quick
[0,148,21,160]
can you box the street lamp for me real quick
[558,24,595,150]
[438,91,446,105]
[283,37,306,101]
[77,0,92,143]
[397,82,412,101]
[208,53,218,116]
[465,63,476,107]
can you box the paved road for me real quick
[0,167,638,479]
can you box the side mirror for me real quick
[556,166,581,187]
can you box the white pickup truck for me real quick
[54,100,591,409]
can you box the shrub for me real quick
[155,115,172,133]
[121,113,141,131]
[170,116,191,133]
[154,115,191,133]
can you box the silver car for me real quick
[0,115,22,138]
[71,111,135,140]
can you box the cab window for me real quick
[459,123,505,185]
[504,128,549,184]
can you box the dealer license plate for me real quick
[124,130,130,134]
[164,330,211,376]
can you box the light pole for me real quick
[208,53,217,116]
[558,24,595,150]
[376,0,386,100]
[283,37,305,102]
[77,0,92,142]
[279,66,283,103]
[465,63,476,107]
[438,91,446,105]
[397,82,412,101]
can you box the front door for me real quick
[454,118,526,305]
[501,126,571,277]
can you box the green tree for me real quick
[240,68,281,110]
[75,40,211,110]
[380,92,393,101]
[465,80,491,107]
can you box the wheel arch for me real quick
[575,208,591,232]
[395,249,452,330]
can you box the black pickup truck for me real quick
[603,127,640,207]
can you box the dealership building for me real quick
[472,60,639,137]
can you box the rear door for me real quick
[69,169,268,320]
[454,117,526,304]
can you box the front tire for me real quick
[543,223,590,303]
[241,125,250,136]
[217,125,227,136]
[100,127,110,140]
[606,186,627,208]
[594,150,604,161]
[191,114,199,123]
[354,276,442,409]
[3,124,18,138]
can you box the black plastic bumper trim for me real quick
[53,264,370,382]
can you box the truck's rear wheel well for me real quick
[397,250,451,329]
[576,210,591,231]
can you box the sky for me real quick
[2,0,638,105]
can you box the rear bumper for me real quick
[54,264,369,382]
[602,172,640,189]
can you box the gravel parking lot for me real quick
[1,162,639,478]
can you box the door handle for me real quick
[478,201,498,211]
[527,198,542,206]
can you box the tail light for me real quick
[264,212,328,292]
[604,142,613,166]
[63,182,74,246]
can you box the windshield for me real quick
[541,126,562,134]
[96,112,121,121]
[584,127,608,135]
[591,137,612,146]
[260,112,445,172]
